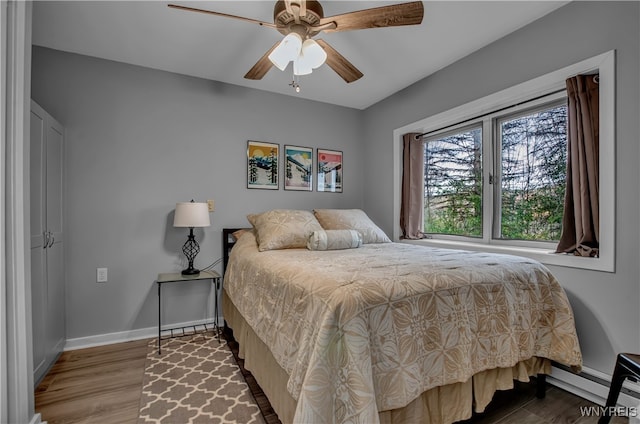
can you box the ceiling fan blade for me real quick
[244,42,279,80]
[316,39,363,83]
[319,1,424,33]
[168,4,278,29]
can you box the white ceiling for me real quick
[32,1,569,110]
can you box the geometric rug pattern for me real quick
[137,332,265,424]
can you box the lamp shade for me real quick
[293,57,313,76]
[300,39,327,69]
[173,202,210,228]
[293,39,327,76]
[268,33,303,71]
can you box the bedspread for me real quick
[224,232,582,424]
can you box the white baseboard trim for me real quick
[549,364,640,409]
[30,412,44,424]
[64,317,223,351]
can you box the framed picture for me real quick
[247,140,279,190]
[284,145,313,191]
[317,149,343,193]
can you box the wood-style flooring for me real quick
[35,337,629,424]
[35,339,149,424]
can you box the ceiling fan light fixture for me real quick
[293,57,313,76]
[292,39,326,76]
[170,1,425,83]
[268,32,303,71]
[300,39,327,69]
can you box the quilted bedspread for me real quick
[224,232,582,424]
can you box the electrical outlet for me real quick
[207,199,215,212]
[97,267,108,283]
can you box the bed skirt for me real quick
[222,290,551,424]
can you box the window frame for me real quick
[490,91,568,249]
[393,50,615,272]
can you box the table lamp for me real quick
[173,200,210,275]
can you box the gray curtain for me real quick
[556,74,600,257]
[400,133,426,239]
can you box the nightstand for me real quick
[156,270,221,354]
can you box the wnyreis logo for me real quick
[579,405,638,418]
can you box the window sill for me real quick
[399,238,614,273]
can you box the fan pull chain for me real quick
[289,69,301,93]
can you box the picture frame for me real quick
[247,140,279,190]
[284,145,313,191]
[317,149,343,193]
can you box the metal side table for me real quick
[156,269,221,354]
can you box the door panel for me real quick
[46,123,64,241]
[30,108,45,248]
[46,241,65,359]
[30,106,47,376]
[30,248,46,376]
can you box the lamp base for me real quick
[181,227,201,276]
[181,267,200,276]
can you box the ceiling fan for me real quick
[168,1,424,85]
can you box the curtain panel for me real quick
[556,74,600,257]
[400,133,426,239]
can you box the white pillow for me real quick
[307,229,362,251]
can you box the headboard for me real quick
[222,228,249,274]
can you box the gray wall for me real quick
[362,1,640,374]
[31,1,640,376]
[31,47,364,339]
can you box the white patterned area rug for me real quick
[137,332,265,424]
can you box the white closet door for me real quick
[30,100,65,384]
[29,104,47,375]
[45,118,65,360]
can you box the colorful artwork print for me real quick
[317,149,343,193]
[284,145,313,191]
[247,141,279,190]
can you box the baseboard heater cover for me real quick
[550,361,640,408]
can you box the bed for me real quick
[221,209,582,424]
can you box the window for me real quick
[423,93,567,247]
[393,50,615,272]
[496,101,567,243]
[424,125,483,238]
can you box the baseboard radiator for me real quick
[550,361,640,408]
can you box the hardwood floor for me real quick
[36,338,629,424]
[35,338,149,424]
[460,381,629,424]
